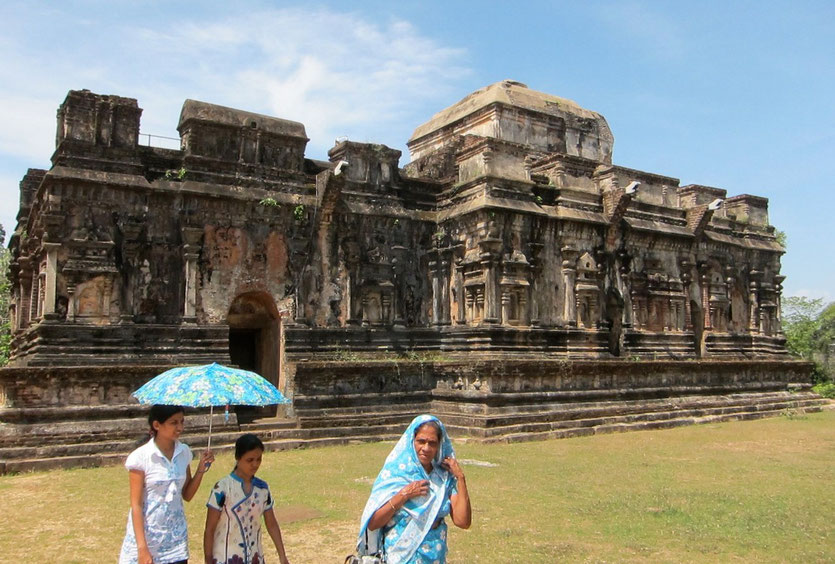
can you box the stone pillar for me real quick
[528,242,544,326]
[748,279,759,334]
[476,287,485,320]
[724,265,734,332]
[698,263,712,330]
[630,291,641,330]
[29,269,40,321]
[118,219,143,324]
[182,252,198,322]
[680,260,693,331]
[361,294,370,327]
[16,258,29,328]
[429,253,442,325]
[561,249,577,326]
[392,245,409,326]
[427,247,452,326]
[455,258,466,324]
[66,280,76,322]
[501,288,511,325]
[344,241,361,325]
[42,243,59,316]
[523,155,535,181]
[618,251,633,328]
[346,273,359,325]
[102,277,113,319]
[774,275,785,334]
[181,227,203,324]
[479,239,502,324]
[439,253,451,325]
[381,292,392,324]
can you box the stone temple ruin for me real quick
[0,80,823,472]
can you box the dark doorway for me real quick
[227,292,282,422]
[229,328,260,373]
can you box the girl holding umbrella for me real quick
[123,363,289,563]
[119,405,215,564]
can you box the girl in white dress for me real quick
[203,434,290,564]
[119,405,215,564]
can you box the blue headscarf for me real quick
[357,414,457,563]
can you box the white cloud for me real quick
[0,4,471,173]
[128,7,470,156]
[0,95,57,163]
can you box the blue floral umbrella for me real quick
[132,362,290,449]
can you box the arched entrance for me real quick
[227,292,282,420]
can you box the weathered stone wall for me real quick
[0,365,168,408]
[7,81,790,393]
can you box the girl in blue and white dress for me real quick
[203,434,290,564]
[119,404,215,564]
[357,415,472,564]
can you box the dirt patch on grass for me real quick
[274,504,324,524]
[281,519,357,561]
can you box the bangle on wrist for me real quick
[388,499,398,512]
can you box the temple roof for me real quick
[409,80,611,144]
[178,99,308,140]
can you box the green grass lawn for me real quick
[1,410,833,563]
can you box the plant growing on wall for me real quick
[293,204,306,222]
[259,197,279,207]
[165,166,188,181]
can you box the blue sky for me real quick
[1,0,832,300]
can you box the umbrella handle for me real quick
[207,405,213,451]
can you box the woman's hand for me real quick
[196,450,215,474]
[138,546,154,564]
[442,457,465,480]
[399,479,430,500]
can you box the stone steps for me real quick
[0,430,407,475]
[625,331,695,358]
[446,397,827,443]
[1,391,827,474]
[297,410,427,429]
[0,414,407,473]
[485,407,819,444]
[434,391,822,430]
[0,411,241,448]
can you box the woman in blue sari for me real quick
[357,414,472,564]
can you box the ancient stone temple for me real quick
[0,80,821,473]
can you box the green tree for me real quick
[782,296,834,383]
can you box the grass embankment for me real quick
[0,410,832,563]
